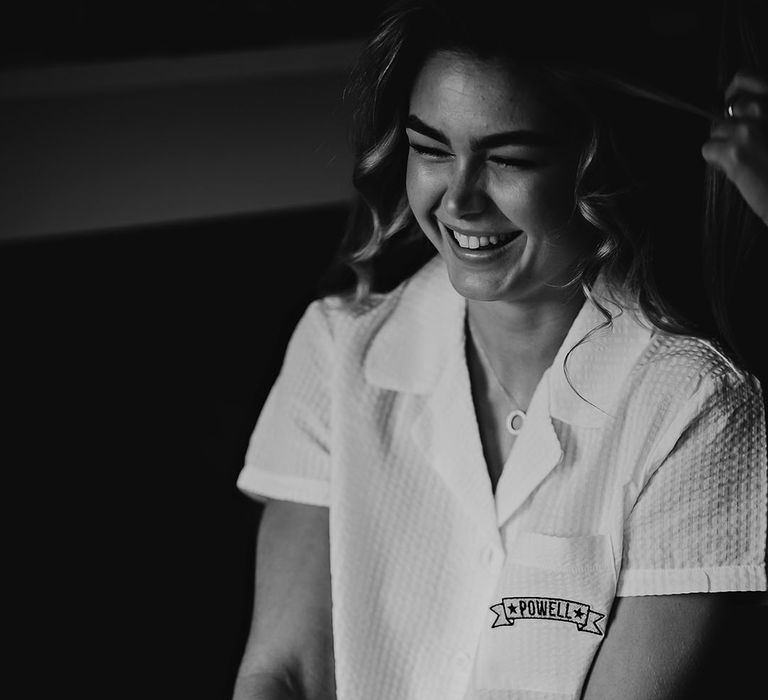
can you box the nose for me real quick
[442,163,487,219]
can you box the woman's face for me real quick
[405,51,590,304]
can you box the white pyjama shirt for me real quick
[238,256,767,700]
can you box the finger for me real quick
[725,72,768,103]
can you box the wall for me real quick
[0,40,360,239]
[5,204,351,699]
[1,40,360,698]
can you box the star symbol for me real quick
[507,602,518,615]
[573,607,584,619]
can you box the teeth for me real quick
[449,227,515,250]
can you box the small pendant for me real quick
[505,409,526,435]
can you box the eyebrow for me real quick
[405,114,556,149]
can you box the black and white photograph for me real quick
[2,2,766,698]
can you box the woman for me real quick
[233,2,767,698]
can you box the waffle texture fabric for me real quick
[238,257,767,700]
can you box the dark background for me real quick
[2,3,386,695]
[1,1,387,68]
[4,204,350,698]
[2,2,762,699]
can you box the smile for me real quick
[437,220,522,253]
[451,229,517,249]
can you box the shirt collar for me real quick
[363,256,464,395]
[363,258,655,427]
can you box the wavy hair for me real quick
[322,0,721,344]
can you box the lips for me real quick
[437,219,522,252]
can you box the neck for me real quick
[467,291,585,399]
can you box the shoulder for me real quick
[307,255,450,352]
[306,277,411,351]
[284,260,428,378]
[296,257,460,394]
[634,330,763,410]
[564,281,763,437]
[593,277,758,404]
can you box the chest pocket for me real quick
[469,532,618,699]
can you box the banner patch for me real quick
[490,596,605,636]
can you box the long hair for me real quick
[323,0,721,343]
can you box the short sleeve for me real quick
[236,300,333,507]
[617,374,767,596]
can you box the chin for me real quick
[445,268,510,302]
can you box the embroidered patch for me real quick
[490,596,605,636]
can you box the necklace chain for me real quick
[469,320,527,436]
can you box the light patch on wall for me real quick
[0,41,360,239]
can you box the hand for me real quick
[701,72,768,226]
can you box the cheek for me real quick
[405,158,424,203]
[404,159,418,208]
[405,161,434,242]
[499,169,576,230]
[405,160,439,222]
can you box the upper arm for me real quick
[583,370,767,699]
[233,304,338,700]
[617,372,766,598]
[233,499,335,700]
[582,592,766,699]
[238,302,334,507]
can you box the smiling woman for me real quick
[232,2,767,699]
[404,52,590,307]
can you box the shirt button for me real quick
[452,650,472,672]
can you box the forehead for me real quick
[408,51,558,135]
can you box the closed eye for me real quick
[490,156,537,169]
[408,143,452,159]
[409,142,538,169]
